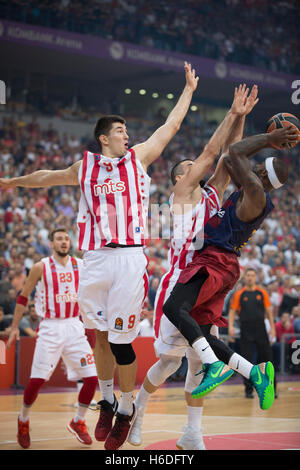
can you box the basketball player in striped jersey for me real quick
[129,84,259,450]
[7,229,98,448]
[162,127,298,413]
[1,62,199,449]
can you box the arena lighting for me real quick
[139,89,146,95]
[152,92,159,98]
[191,105,198,111]
[124,88,132,94]
[166,93,174,99]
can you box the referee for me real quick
[228,267,276,398]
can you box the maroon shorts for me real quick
[85,328,96,349]
[178,245,240,327]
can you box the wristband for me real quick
[16,295,28,307]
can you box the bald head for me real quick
[271,157,289,185]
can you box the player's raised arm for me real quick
[206,84,259,202]
[175,84,259,198]
[224,127,297,216]
[6,262,44,349]
[133,62,198,170]
[0,161,81,190]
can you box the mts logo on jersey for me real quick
[56,292,78,303]
[93,179,126,196]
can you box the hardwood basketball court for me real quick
[1,375,299,451]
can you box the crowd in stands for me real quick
[0,106,299,374]
[1,0,299,74]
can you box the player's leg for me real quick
[77,251,118,440]
[128,354,182,446]
[17,377,45,449]
[104,341,138,450]
[103,248,149,450]
[129,271,185,447]
[75,329,98,408]
[17,320,62,448]
[163,272,273,406]
[176,353,205,451]
[163,273,234,393]
[203,325,275,409]
[61,318,98,445]
[95,330,116,402]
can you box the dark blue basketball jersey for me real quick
[203,190,274,256]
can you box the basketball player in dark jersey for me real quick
[162,125,298,410]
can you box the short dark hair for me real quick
[49,228,69,241]
[244,267,257,275]
[170,159,193,185]
[94,115,126,149]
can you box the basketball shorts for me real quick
[153,267,218,359]
[78,247,148,344]
[30,317,97,381]
[179,245,240,327]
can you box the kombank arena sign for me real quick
[0,19,297,91]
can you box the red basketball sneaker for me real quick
[94,395,118,441]
[67,419,92,445]
[17,417,30,449]
[104,404,136,450]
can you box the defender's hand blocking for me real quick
[231,84,259,116]
[184,61,199,92]
[267,126,299,148]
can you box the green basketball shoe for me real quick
[191,361,234,398]
[249,362,275,410]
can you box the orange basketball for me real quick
[266,112,300,149]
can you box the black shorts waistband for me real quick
[105,243,143,249]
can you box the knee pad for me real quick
[184,358,203,393]
[147,355,182,387]
[109,342,136,365]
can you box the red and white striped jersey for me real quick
[34,256,82,319]
[153,185,220,337]
[77,149,151,250]
[168,185,220,270]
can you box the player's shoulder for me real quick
[34,257,48,267]
[29,260,45,278]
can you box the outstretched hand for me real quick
[231,83,259,116]
[184,61,199,92]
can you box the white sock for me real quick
[192,337,219,364]
[99,379,114,404]
[187,406,203,432]
[118,391,134,416]
[135,384,151,412]
[228,353,253,379]
[74,404,88,422]
[19,405,31,422]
